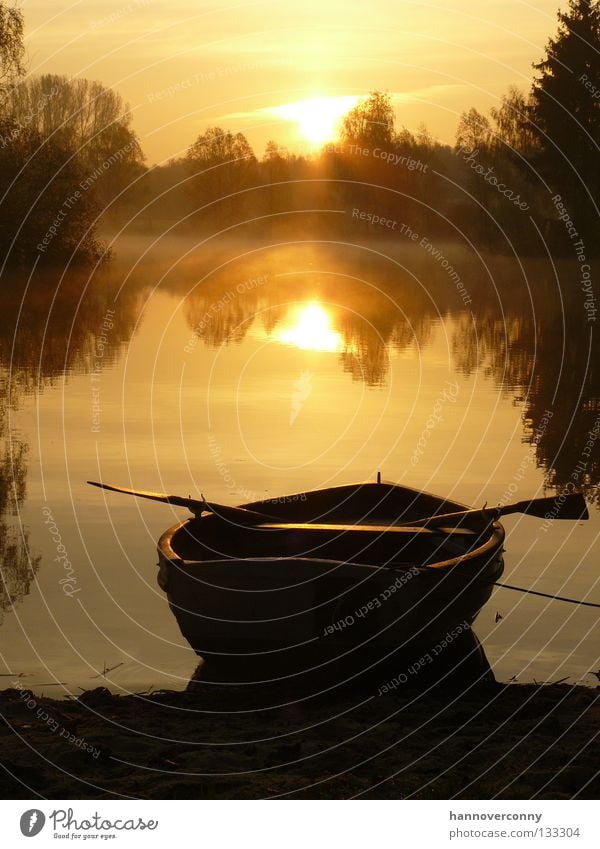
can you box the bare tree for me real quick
[0,2,24,90]
[455,107,492,152]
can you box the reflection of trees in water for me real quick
[182,243,440,387]
[0,439,39,624]
[0,263,143,622]
[450,271,599,500]
[180,244,599,497]
[522,314,599,506]
[1,265,141,382]
[452,312,538,393]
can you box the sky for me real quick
[21,0,563,164]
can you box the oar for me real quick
[397,492,589,529]
[86,481,281,525]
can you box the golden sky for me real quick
[23,0,561,164]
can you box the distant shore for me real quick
[1,681,597,799]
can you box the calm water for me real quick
[1,236,599,694]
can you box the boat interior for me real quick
[171,483,490,567]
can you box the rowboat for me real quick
[88,478,588,685]
[156,480,505,678]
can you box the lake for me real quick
[1,234,598,694]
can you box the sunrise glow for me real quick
[264,96,360,145]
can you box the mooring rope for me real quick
[494,582,600,608]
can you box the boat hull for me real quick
[157,482,504,679]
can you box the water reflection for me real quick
[269,302,344,352]
[0,238,597,690]
[178,242,598,498]
[0,438,40,626]
[0,262,144,623]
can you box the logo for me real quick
[20,810,46,837]
[289,370,312,425]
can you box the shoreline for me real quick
[1,681,598,799]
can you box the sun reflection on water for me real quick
[271,302,344,352]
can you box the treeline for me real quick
[0,0,598,265]
[0,73,144,263]
[0,5,144,264]
[136,0,600,253]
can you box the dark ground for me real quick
[1,677,598,799]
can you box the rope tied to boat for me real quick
[494,582,600,608]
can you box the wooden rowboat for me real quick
[155,481,505,676]
[88,478,587,684]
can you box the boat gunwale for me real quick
[159,520,504,572]
[157,479,506,577]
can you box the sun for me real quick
[272,302,343,352]
[267,96,360,145]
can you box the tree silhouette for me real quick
[530,0,600,240]
[0,2,24,90]
[341,91,395,147]
[490,86,538,159]
[3,74,144,202]
[455,107,491,152]
[186,126,256,225]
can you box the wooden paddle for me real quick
[396,492,589,529]
[88,482,588,531]
[86,481,281,525]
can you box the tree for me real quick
[0,126,104,264]
[187,126,255,170]
[529,0,600,234]
[340,91,395,147]
[186,126,256,223]
[3,74,144,203]
[490,86,538,157]
[455,107,491,151]
[0,2,24,90]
